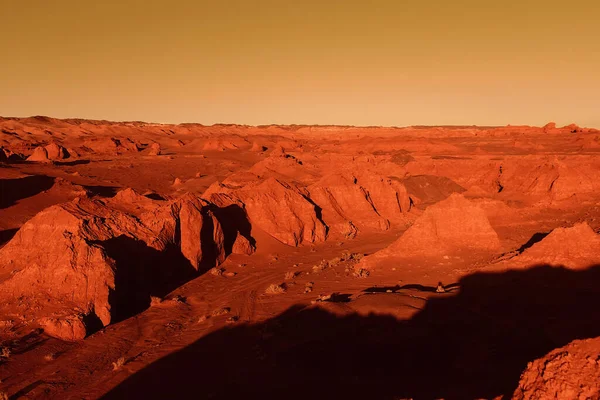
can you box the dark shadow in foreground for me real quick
[83,185,120,198]
[104,264,600,400]
[0,228,19,246]
[97,236,198,324]
[0,175,55,208]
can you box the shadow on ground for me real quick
[0,228,18,246]
[93,204,256,324]
[98,236,198,323]
[83,185,120,198]
[104,264,600,400]
[0,175,55,208]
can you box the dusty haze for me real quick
[1,0,599,126]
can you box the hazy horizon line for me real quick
[1,115,596,130]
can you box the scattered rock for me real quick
[284,271,298,280]
[312,260,329,272]
[304,282,314,293]
[211,307,230,316]
[265,283,287,294]
[150,296,163,306]
[353,268,370,278]
[112,356,126,371]
[171,295,186,304]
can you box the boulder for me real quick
[232,234,256,255]
[513,337,600,400]
[178,196,207,269]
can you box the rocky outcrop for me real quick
[508,222,600,268]
[513,337,600,400]
[178,195,208,269]
[390,193,499,255]
[204,178,327,246]
[308,171,413,235]
[498,158,600,202]
[39,316,88,341]
[26,146,51,162]
[0,190,237,340]
[45,142,69,160]
[240,179,327,246]
[232,234,256,255]
[0,146,22,162]
[81,137,140,156]
[148,142,161,155]
[250,141,267,152]
[204,171,413,245]
[363,194,500,266]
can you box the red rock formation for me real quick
[26,146,51,162]
[239,179,327,246]
[392,193,499,254]
[513,337,600,400]
[148,142,161,155]
[509,222,600,268]
[363,193,500,266]
[497,157,600,202]
[0,146,23,162]
[204,178,327,246]
[81,137,140,156]
[39,316,88,341]
[0,190,231,339]
[308,171,413,236]
[178,195,208,269]
[45,142,69,160]
[232,234,256,255]
[250,141,267,152]
[542,122,560,134]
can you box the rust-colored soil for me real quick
[1,117,600,399]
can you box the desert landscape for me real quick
[0,117,599,399]
[2,0,600,398]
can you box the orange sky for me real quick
[1,0,599,126]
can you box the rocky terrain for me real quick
[1,117,600,399]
